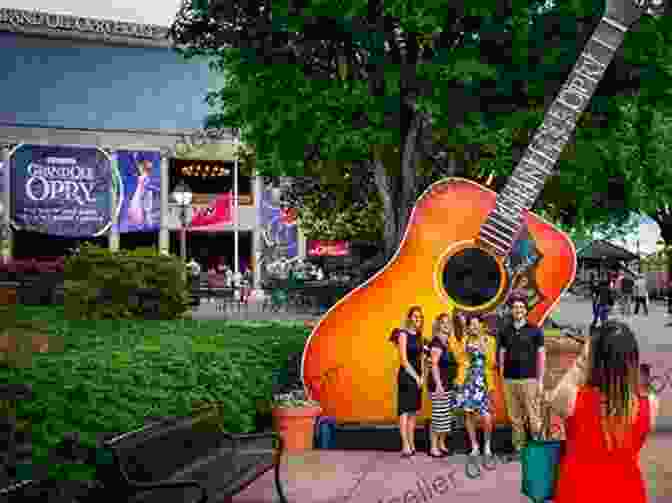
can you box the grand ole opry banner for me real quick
[10,144,122,237]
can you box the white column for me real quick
[233,135,239,276]
[253,175,263,290]
[1,144,13,263]
[159,154,170,255]
[298,225,307,259]
[108,151,120,252]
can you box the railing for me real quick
[261,280,355,314]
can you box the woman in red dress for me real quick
[549,321,659,502]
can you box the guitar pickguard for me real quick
[502,223,546,312]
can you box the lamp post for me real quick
[0,200,8,263]
[172,181,192,264]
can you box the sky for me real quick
[1,0,183,27]
[619,215,662,256]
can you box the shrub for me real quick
[63,244,189,319]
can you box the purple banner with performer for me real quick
[114,150,161,233]
[10,144,112,237]
[257,182,298,281]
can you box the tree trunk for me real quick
[360,110,424,282]
[655,216,672,301]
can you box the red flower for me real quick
[280,207,297,225]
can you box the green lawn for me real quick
[1,305,310,481]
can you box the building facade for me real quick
[0,7,305,288]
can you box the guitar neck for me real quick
[479,16,630,256]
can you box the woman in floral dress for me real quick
[455,314,497,463]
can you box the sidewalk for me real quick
[235,449,529,503]
[234,431,672,503]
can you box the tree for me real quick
[170,0,671,270]
[600,93,672,281]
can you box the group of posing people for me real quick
[391,296,544,462]
[392,295,660,502]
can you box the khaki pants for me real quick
[503,378,541,451]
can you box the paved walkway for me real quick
[235,432,672,503]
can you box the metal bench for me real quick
[1,404,287,503]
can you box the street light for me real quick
[172,181,192,264]
[0,200,8,253]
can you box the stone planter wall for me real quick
[0,282,18,305]
[0,332,62,369]
[14,273,64,306]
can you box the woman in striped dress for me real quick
[427,312,465,457]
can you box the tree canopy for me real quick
[171,0,672,267]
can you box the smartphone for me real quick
[640,363,652,396]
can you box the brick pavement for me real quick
[234,433,672,503]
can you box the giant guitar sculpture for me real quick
[302,0,661,425]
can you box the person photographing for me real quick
[549,321,658,502]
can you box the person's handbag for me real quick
[314,416,336,449]
[520,393,564,503]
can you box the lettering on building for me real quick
[0,8,169,40]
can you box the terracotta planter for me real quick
[0,284,17,305]
[272,405,322,452]
[0,333,61,367]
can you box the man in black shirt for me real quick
[620,274,634,316]
[498,295,545,457]
[591,280,613,328]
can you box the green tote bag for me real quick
[520,395,565,503]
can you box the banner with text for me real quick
[307,240,350,257]
[189,192,233,231]
[114,150,161,233]
[11,144,112,237]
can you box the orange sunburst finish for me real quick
[301,178,576,425]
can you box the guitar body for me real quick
[301,178,576,425]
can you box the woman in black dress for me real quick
[392,305,425,457]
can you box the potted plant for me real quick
[271,388,321,452]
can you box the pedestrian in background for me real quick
[620,273,634,317]
[590,274,599,312]
[633,274,648,316]
[592,279,613,328]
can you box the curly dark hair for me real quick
[508,293,529,309]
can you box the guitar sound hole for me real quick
[442,248,503,308]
